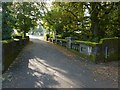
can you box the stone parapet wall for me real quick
[52,37,119,63]
[2,37,29,73]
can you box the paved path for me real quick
[2,36,118,88]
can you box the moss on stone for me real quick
[73,40,100,47]
[57,39,67,42]
[1,39,14,43]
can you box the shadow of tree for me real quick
[2,44,59,88]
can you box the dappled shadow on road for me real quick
[31,39,118,87]
[2,41,59,88]
[2,38,118,88]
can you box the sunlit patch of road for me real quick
[29,35,44,41]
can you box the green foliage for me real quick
[42,2,119,42]
[2,2,43,39]
[89,2,119,40]
[2,2,16,40]
[99,37,119,44]
[2,2,119,41]
[74,40,100,47]
[42,2,86,38]
[0,2,2,39]
[1,39,13,43]
[13,2,41,37]
[44,33,50,41]
[57,39,67,42]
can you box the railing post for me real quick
[66,37,75,49]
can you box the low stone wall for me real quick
[52,37,119,63]
[55,39,67,47]
[2,37,29,73]
[97,38,119,62]
[71,43,79,51]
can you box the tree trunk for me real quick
[23,30,26,38]
[91,3,99,34]
[90,2,100,41]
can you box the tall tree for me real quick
[2,2,16,40]
[13,2,41,37]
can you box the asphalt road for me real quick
[2,35,118,88]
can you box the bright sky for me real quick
[0,7,2,12]
[46,0,53,11]
[84,9,90,16]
